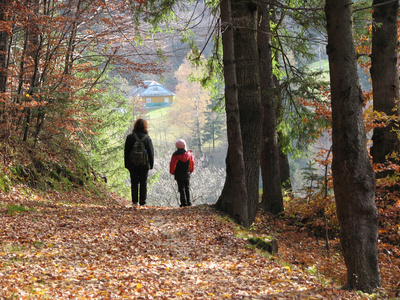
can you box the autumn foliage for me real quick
[0,0,162,166]
[1,186,398,299]
[283,54,400,297]
[1,1,400,298]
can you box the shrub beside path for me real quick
[0,188,383,299]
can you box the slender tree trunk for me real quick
[16,22,29,135]
[370,0,400,171]
[64,0,81,76]
[275,88,291,190]
[194,95,202,154]
[325,0,380,293]
[215,0,249,227]
[0,0,10,162]
[258,1,283,215]
[278,134,291,188]
[21,0,40,142]
[0,0,8,95]
[212,122,215,150]
[270,5,292,191]
[234,0,262,224]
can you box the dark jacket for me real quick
[169,148,194,181]
[124,131,154,170]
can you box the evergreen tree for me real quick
[84,75,144,198]
[258,1,284,215]
[370,0,400,172]
[325,0,380,292]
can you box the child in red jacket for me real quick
[169,139,195,207]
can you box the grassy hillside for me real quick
[308,59,330,72]
[144,107,177,148]
[146,106,170,120]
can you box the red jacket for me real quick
[170,149,194,181]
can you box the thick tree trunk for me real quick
[370,0,400,169]
[233,0,262,224]
[325,0,380,293]
[258,1,283,215]
[215,0,249,227]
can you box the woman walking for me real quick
[124,119,154,206]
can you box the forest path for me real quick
[0,191,368,299]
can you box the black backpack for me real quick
[129,133,148,166]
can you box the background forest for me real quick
[0,0,332,205]
[0,0,399,297]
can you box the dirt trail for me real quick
[0,196,367,299]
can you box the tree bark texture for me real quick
[325,0,381,293]
[233,0,262,224]
[278,136,291,189]
[0,0,9,94]
[215,0,250,227]
[274,78,292,190]
[258,1,283,215]
[370,0,400,167]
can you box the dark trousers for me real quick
[129,166,149,205]
[177,179,191,207]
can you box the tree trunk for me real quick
[64,0,82,76]
[0,0,11,162]
[233,0,262,224]
[0,0,8,95]
[215,0,249,227]
[325,0,380,293]
[370,0,400,170]
[275,89,291,190]
[258,1,283,215]
[194,95,202,154]
[270,5,292,191]
[22,0,41,142]
[278,135,291,189]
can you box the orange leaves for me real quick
[19,99,49,109]
[296,91,332,124]
[0,21,12,35]
[363,106,399,133]
[0,0,167,158]
[0,187,394,299]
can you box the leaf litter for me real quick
[0,187,394,299]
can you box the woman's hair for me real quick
[133,118,148,134]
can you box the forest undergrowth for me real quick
[1,185,398,299]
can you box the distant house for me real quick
[129,80,175,108]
